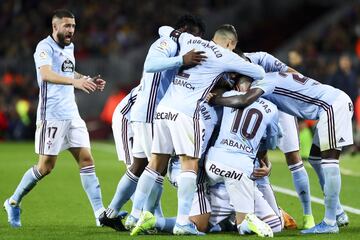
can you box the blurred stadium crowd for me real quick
[0,0,359,153]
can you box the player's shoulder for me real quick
[36,36,55,52]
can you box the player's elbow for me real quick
[143,61,157,73]
[254,68,265,80]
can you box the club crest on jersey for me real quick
[61,59,74,72]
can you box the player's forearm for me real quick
[144,56,183,73]
[74,71,85,79]
[39,65,76,85]
[40,69,74,85]
[212,95,249,108]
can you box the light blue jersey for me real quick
[251,72,343,120]
[245,52,288,73]
[113,86,139,120]
[158,27,265,119]
[33,36,79,121]
[214,90,279,159]
[130,34,182,123]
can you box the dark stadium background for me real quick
[0,0,359,153]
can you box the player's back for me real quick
[252,72,343,120]
[160,32,264,119]
[214,90,278,159]
[34,36,79,121]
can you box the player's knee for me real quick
[79,155,94,167]
[129,158,148,177]
[190,215,209,233]
[37,165,53,176]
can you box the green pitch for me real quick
[0,141,359,240]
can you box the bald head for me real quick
[213,24,238,51]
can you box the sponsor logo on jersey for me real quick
[208,163,243,180]
[158,40,168,50]
[173,78,195,90]
[61,59,74,72]
[39,51,47,59]
[155,111,179,121]
[220,138,254,153]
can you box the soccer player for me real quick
[128,24,265,235]
[244,51,314,229]
[209,72,353,234]
[99,15,208,231]
[205,75,280,237]
[3,9,106,228]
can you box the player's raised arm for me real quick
[209,75,265,109]
[144,26,206,73]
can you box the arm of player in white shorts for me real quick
[245,51,289,73]
[211,87,264,109]
[143,45,183,72]
[225,53,265,80]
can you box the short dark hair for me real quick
[215,24,238,42]
[52,9,75,20]
[174,14,206,36]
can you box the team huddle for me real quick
[4,9,353,237]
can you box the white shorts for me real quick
[207,182,276,226]
[112,111,133,166]
[313,92,354,151]
[152,105,205,158]
[277,111,300,153]
[131,122,153,159]
[35,118,90,155]
[205,157,254,214]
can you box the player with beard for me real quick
[4,9,107,227]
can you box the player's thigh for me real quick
[168,110,204,159]
[112,114,133,166]
[224,175,255,214]
[151,116,174,155]
[131,121,153,159]
[35,120,69,156]
[63,118,90,150]
[208,183,235,227]
[277,111,300,153]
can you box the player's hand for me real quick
[182,49,207,67]
[252,159,271,178]
[72,76,97,94]
[205,92,216,103]
[91,75,106,91]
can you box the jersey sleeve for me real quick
[224,52,265,80]
[250,78,275,96]
[143,36,183,72]
[34,42,53,68]
[245,52,288,73]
